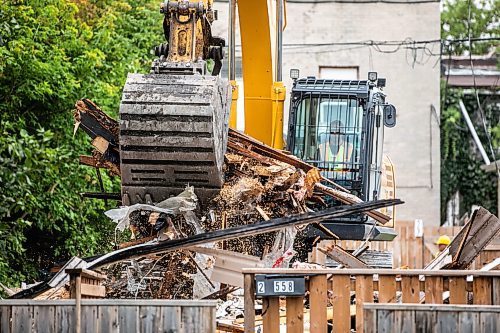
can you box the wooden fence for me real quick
[242,268,500,333]
[0,299,216,333]
[363,304,500,333]
[313,220,499,269]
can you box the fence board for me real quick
[0,305,11,333]
[182,306,201,333]
[376,309,393,333]
[286,297,304,333]
[331,275,350,333]
[425,276,443,304]
[449,276,467,304]
[243,273,255,333]
[119,306,138,333]
[161,306,181,332]
[55,305,74,333]
[309,274,327,333]
[473,277,492,305]
[262,297,280,333]
[479,312,499,333]
[378,275,397,303]
[458,311,479,333]
[437,310,458,333]
[493,277,500,305]
[355,275,373,332]
[81,305,98,333]
[365,304,500,333]
[416,308,437,332]
[98,305,118,333]
[34,305,55,333]
[401,275,420,303]
[12,305,31,333]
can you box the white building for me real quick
[213,0,441,226]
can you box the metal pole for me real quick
[275,0,283,81]
[458,99,491,165]
[228,0,236,80]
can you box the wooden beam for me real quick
[318,246,369,269]
[315,183,391,224]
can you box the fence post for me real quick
[244,273,255,333]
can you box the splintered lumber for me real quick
[74,99,120,176]
[445,207,500,269]
[425,207,500,270]
[318,245,369,269]
[88,199,402,269]
[315,183,391,224]
[228,129,316,173]
[74,99,119,142]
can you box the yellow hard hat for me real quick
[436,235,451,246]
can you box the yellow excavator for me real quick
[118,0,397,240]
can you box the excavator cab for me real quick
[287,71,398,240]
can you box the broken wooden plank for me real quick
[355,274,374,333]
[315,183,391,224]
[446,208,500,269]
[318,245,369,269]
[74,98,119,144]
[228,129,316,172]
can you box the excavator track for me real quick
[119,73,231,205]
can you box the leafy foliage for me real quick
[440,86,499,222]
[441,0,500,55]
[0,0,163,291]
[440,0,499,223]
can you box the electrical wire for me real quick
[466,0,500,177]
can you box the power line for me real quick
[277,37,499,48]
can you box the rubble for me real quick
[10,99,402,312]
[70,98,397,302]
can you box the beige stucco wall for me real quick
[212,1,441,226]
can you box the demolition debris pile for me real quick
[9,99,398,302]
[70,98,393,299]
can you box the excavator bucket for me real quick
[119,73,231,205]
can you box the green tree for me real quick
[0,0,163,292]
[441,0,500,55]
[440,0,499,223]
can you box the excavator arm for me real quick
[118,0,286,204]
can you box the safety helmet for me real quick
[436,235,451,246]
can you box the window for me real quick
[293,96,363,180]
